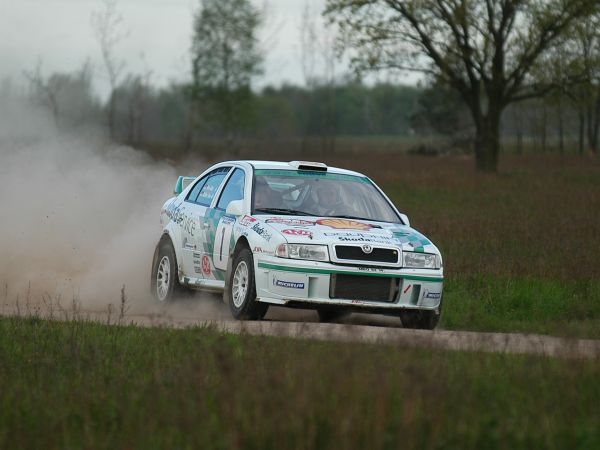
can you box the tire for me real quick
[317,308,347,323]
[151,239,188,303]
[399,303,442,330]
[228,247,268,320]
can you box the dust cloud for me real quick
[0,97,200,314]
[0,98,373,324]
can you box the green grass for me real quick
[1,317,600,450]
[319,153,600,339]
[442,277,600,338]
[3,153,600,448]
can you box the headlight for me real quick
[276,244,329,262]
[403,252,439,269]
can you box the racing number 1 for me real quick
[213,216,235,271]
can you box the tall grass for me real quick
[0,317,599,449]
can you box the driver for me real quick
[315,184,345,216]
[254,179,281,210]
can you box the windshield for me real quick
[252,169,401,223]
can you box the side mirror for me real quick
[399,213,410,227]
[226,200,245,216]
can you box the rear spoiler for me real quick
[174,176,196,195]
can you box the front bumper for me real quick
[254,257,443,311]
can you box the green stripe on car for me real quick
[257,262,443,282]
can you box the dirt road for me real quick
[57,296,600,359]
[4,295,600,359]
[131,315,600,360]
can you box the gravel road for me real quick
[4,297,600,359]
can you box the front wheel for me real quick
[399,307,441,330]
[228,247,268,320]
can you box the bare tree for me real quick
[326,0,598,171]
[541,12,600,154]
[190,0,264,154]
[300,2,319,88]
[120,71,152,146]
[576,16,600,154]
[299,2,319,153]
[91,0,127,140]
[24,62,64,127]
[299,2,339,155]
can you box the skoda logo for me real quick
[361,244,373,254]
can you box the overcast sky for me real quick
[0,0,336,97]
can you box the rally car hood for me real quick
[254,215,439,254]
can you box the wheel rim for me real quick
[232,261,249,308]
[156,255,171,302]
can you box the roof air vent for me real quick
[289,160,328,172]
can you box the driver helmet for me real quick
[254,178,276,209]
[315,184,341,208]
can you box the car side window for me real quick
[186,167,230,205]
[216,168,245,210]
[186,177,209,203]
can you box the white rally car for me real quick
[151,160,444,329]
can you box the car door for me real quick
[181,167,230,280]
[197,167,247,283]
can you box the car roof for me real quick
[223,160,367,178]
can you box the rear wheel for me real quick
[228,247,268,320]
[151,239,188,303]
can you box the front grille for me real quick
[330,274,399,303]
[334,245,399,264]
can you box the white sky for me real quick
[0,0,342,97]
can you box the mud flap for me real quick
[150,242,161,294]
[222,249,235,305]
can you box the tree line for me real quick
[9,0,600,170]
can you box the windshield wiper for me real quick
[321,214,382,227]
[254,208,313,216]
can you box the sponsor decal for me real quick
[273,278,305,289]
[317,218,373,230]
[324,232,394,245]
[221,215,236,225]
[194,256,202,274]
[253,246,266,253]
[251,223,272,241]
[239,215,258,227]
[201,255,211,276]
[265,218,315,226]
[324,231,391,238]
[197,183,216,202]
[282,229,313,239]
[391,230,432,249]
[424,290,441,300]
[164,202,197,237]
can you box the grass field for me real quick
[2,152,600,448]
[311,153,600,338]
[1,316,599,450]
